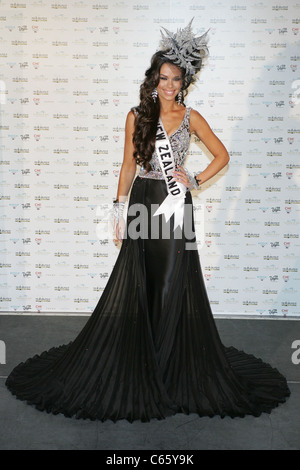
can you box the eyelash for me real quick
[159,77,181,81]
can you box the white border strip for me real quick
[0,312,91,316]
[0,312,300,320]
[213,314,300,321]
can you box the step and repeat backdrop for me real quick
[0,1,299,317]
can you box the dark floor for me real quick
[0,315,299,450]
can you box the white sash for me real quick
[153,118,186,230]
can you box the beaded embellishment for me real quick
[139,107,192,180]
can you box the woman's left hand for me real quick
[172,166,190,189]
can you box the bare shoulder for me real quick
[189,108,213,138]
[190,109,207,130]
[125,109,136,130]
[127,109,136,120]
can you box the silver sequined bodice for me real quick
[138,107,192,180]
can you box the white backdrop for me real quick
[0,0,299,317]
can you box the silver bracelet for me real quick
[185,169,201,191]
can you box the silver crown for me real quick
[160,18,209,78]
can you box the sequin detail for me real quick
[139,107,192,180]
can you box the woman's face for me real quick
[156,63,182,103]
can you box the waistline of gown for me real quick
[138,168,165,180]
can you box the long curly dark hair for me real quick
[132,51,198,173]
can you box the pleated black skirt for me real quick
[6,176,290,421]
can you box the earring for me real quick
[177,90,183,105]
[151,88,158,103]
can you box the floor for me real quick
[0,315,299,450]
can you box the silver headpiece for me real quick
[160,18,209,80]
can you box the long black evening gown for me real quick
[6,107,290,422]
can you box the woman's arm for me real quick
[115,110,137,202]
[189,109,230,185]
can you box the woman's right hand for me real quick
[114,217,125,245]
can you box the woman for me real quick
[6,21,290,422]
